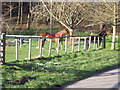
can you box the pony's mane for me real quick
[63,28,69,33]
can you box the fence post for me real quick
[20,38,22,48]
[78,37,80,52]
[72,37,74,52]
[57,38,60,55]
[98,36,100,48]
[0,36,1,64]
[103,36,106,49]
[28,38,31,60]
[39,38,42,57]
[84,38,87,50]
[93,36,96,50]
[16,38,18,61]
[1,33,6,64]
[38,39,40,49]
[48,38,52,56]
[88,36,91,50]
[61,40,63,50]
[65,36,67,53]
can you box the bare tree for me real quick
[20,1,23,26]
[30,2,49,27]
[2,2,20,34]
[30,1,119,50]
[81,1,119,50]
[50,0,53,34]
[31,1,83,36]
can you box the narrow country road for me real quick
[64,68,120,89]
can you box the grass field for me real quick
[1,33,119,88]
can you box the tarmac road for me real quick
[64,68,120,89]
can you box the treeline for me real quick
[2,2,120,34]
[2,2,56,30]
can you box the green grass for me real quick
[2,35,119,88]
[5,39,86,62]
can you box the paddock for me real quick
[0,33,106,64]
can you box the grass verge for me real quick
[2,35,119,88]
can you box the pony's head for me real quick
[62,28,70,36]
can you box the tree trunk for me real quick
[27,2,31,29]
[27,13,30,29]
[111,25,116,50]
[100,23,104,30]
[50,0,53,34]
[111,2,117,50]
[17,1,20,25]
[0,1,2,35]
[20,1,23,26]
[10,1,12,24]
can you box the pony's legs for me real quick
[60,40,63,50]
[36,39,46,49]
[56,42,58,50]
[41,39,46,49]
[86,39,89,50]
[55,39,59,50]
[68,37,72,46]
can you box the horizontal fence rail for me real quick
[1,33,106,64]
[6,35,94,39]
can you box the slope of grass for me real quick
[2,34,119,88]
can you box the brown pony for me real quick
[38,28,69,50]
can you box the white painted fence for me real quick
[0,33,106,64]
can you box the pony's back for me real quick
[55,28,69,37]
[40,32,50,37]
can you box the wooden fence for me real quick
[0,33,106,64]
[0,33,6,64]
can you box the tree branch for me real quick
[41,0,72,30]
